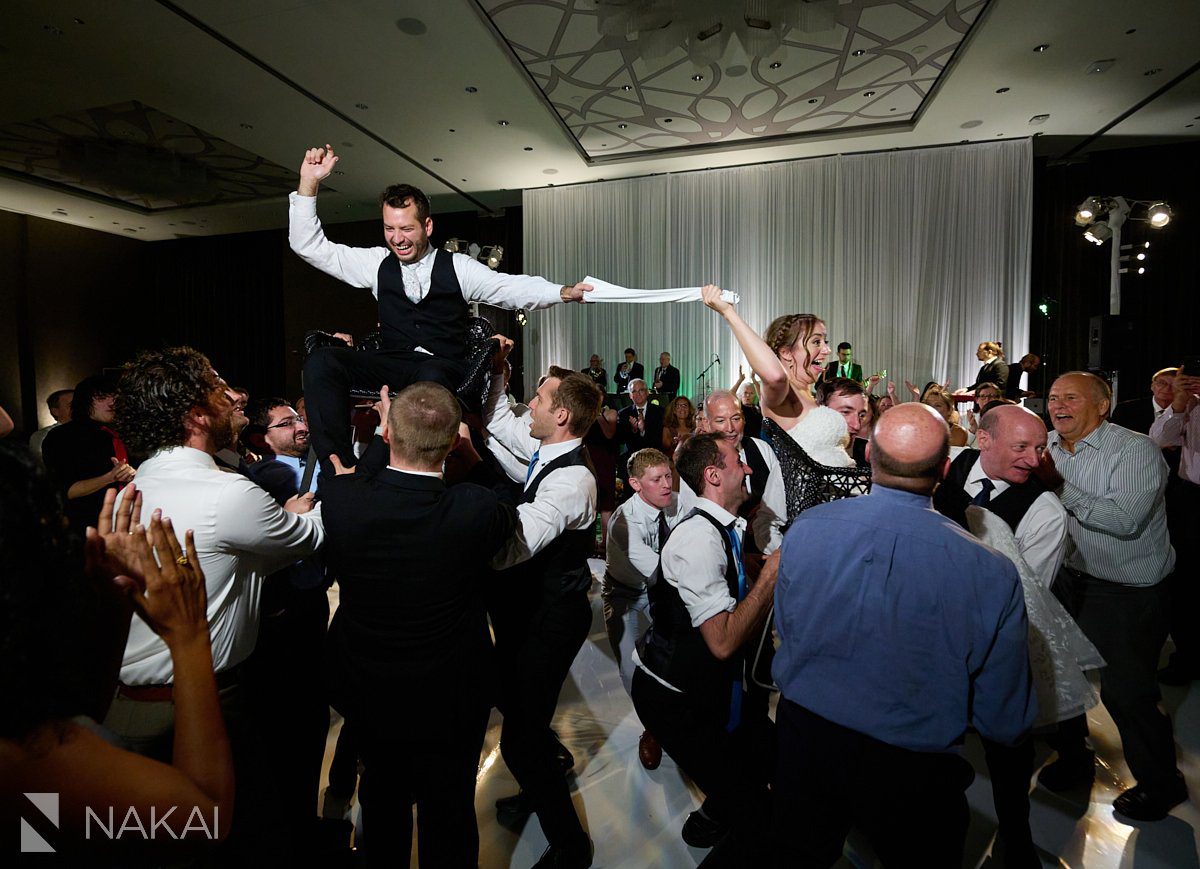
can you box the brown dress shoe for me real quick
[639,730,662,770]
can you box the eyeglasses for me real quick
[266,416,305,430]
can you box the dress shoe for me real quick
[681,808,729,849]
[495,790,535,822]
[556,743,576,775]
[1157,662,1199,685]
[1037,752,1095,792]
[531,836,594,868]
[638,730,662,770]
[1112,780,1188,822]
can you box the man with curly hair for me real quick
[104,347,325,766]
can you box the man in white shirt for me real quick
[703,391,785,563]
[484,352,602,869]
[1150,369,1200,684]
[28,388,73,457]
[289,144,593,472]
[104,347,324,762]
[631,433,778,867]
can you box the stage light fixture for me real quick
[479,245,504,270]
[1084,223,1112,245]
[1147,202,1172,227]
[1138,267,1146,274]
[443,238,467,253]
[1075,196,1102,225]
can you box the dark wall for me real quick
[1031,141,1200,401]
[0,205,523,438]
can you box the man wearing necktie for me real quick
[632,433,779,866]
[484,351,603,869]
[243,398,332,845]
[822,342,864,384]
[932,404,1068,864]
[616,379,664,484]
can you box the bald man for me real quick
[1034,371,1183,821]
[771,404,1036,867]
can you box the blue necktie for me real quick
[525,449,541,485]
[725,524,747,732]
[972,478,995,507]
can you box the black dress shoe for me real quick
[531,836,593,868]
[1037,752,1095,792]
[1113,781,1188,822]
[495,790,535,821]
[681,808,729,849]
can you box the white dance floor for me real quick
[321,560,1200,867]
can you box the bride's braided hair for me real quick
[765,313,824,370]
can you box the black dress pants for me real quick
[631,668,774,868]
[355,688,491,868]
[981,735,1037,866]
[1165,478,1200,671]
[303,346,466,469]
[499,587,592,848]
[772,698,973,869]
[1048,569,1179,792]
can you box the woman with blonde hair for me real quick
[922,387,970,447]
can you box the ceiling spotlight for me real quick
[1028,114,1050,125]
[480,245,505,270]
[498,119,510,126]
[465,86,478,93]
[1147,202,1172,227]
[1033,44,1049,53]
[769,61,782,69]
[1038,302,1049,316]
[1138,267,1146,274]
[852,49,865,57]
[1074,196,1103,226]
[1136,252,1146,260]
[692,73,704,81]
[1084,223,1112,245]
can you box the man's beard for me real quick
[211,415,235,451]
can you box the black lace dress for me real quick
[760,417,872,523]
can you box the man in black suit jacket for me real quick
[242,398,331,849]
[652,351,681,404]
[617,379,665,482]
[823,342,864,383]
[1111,367,1178,435]
[612,347,644,397]
[320,383,516,867]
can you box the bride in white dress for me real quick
[700,285,853,468]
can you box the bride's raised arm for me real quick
[701,285,790,413]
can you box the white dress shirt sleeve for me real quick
[453,253,563,310]
[493,465,597,568]
[483,374,539,462]
[1013,491,1068,588]
[215,477,325,575]
[661,519,737,627]
[606,500,661,587]
[751,440,786,555]
[1149,404,1186,448]
[288,192,388,293]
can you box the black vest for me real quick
[738,437,770,519]
[638,510,747,714]
[521,445,596,596]
[377,248,469,356]
[933,450,1046,533]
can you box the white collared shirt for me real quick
[679,437,784,555]
[964,458,1068,588]
[288,192,564,311]
[483,375,596,569]
[116,446,325,684]
[605,487,697,591]
[1150,397,1200,486]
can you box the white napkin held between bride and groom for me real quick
[580,277,740,305]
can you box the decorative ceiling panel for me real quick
[477,0,990,159]
[0,101,304,211]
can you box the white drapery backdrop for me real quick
[521,139,1031,402]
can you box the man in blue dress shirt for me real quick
[771,403,1037,867]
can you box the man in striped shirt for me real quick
[1033,371,1184,821]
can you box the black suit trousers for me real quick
[499,587,592,848]
[772,698,972,868]
[303,346,466,470]
[354,684,491,868]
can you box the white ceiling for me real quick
[0,0,1196,242]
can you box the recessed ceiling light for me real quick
[461,178,467,182]
[808,98,818,104]
[769,61,782,69]
[1188,124,1195,128]
[852,49,865,57]
[1088,59,1116,74]
[432,158,442,162]
[1125,28,1136,34]
[42,23,64,36]
[465,86,478,93]
[498,120,510,126]
[73,18,85,25]
[692,73,704,81]
[395,17,427,35]
[1144,68,1162,76]
[889,107,897,112]
[524,146,533,151]
[333,170,344,175]
[1028,113,1050,125]
[960,139,969,143]
[240,123,253,129]
[448,129,456,133]
[1033,44,1049,53]
[355,103,368,110]
[618,123,628,129]
[960,119,983,129]
[863,91,875,97]
[995,87,1010,94]
[543,168,558,175]
[622,85,633,91]
[663,118,673,123]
